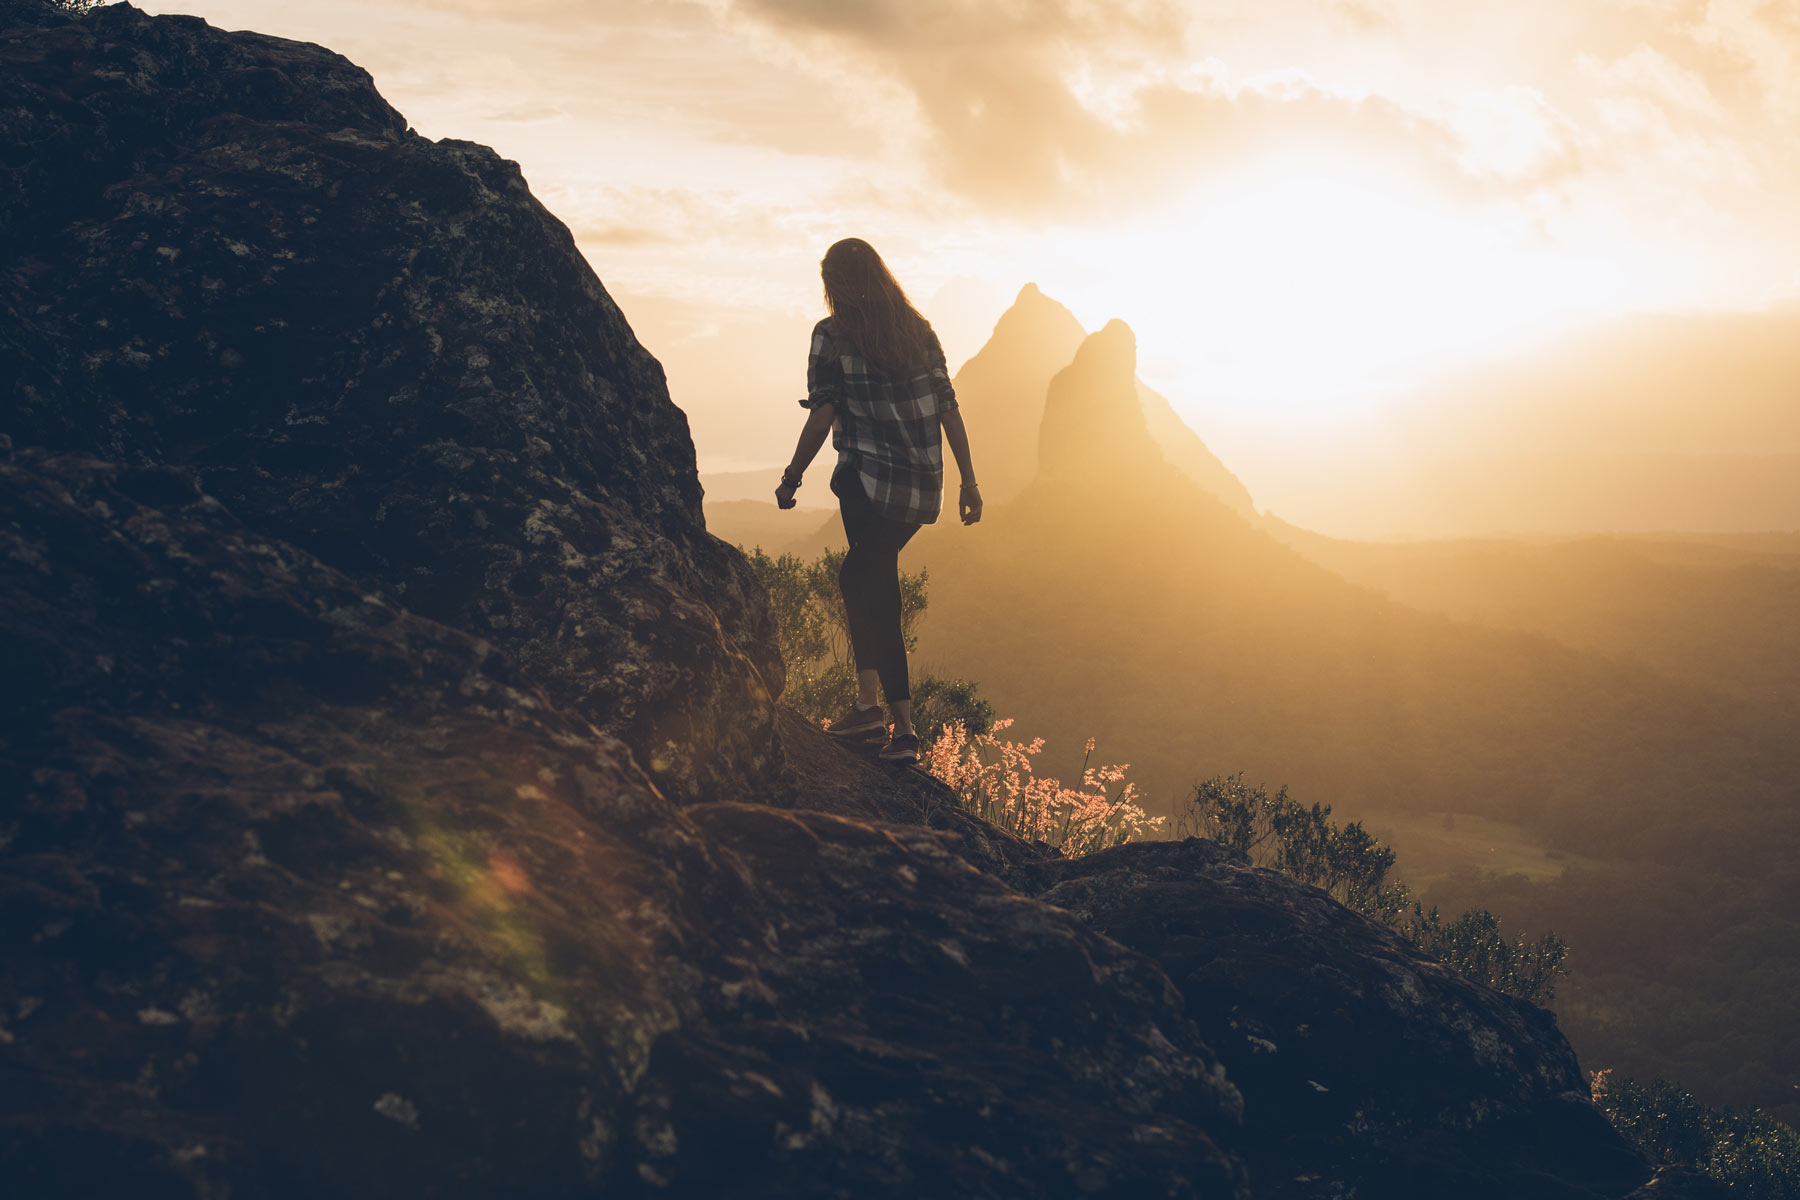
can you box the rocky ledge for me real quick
[1,3,1676,1197]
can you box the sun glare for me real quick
[1047,158,1623,431]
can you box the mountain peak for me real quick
[991,281,1083,343]
[1078,318,1135,368]
[951,284,1091,501]
[1037,319,1162,484]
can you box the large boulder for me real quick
[1,1,778,803]
[1,450,730,1195]
[1012,840,1650,1199]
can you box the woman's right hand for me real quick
[775,479,798,510]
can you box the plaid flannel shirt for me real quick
[799,316,959,525]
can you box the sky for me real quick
[143,0,1800,516]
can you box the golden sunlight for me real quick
[1061,156,1625,429]
[23,3,1800,1186]
[141,0,1800,525]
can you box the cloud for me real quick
[724,0,1573,217]
[721,0,1170,210]
[1693,0,1800,116]
[566,187,786,248]
[1600,0,1800,116]
[482,106,570,124]
[570,222,678,247]
[724,0,1193,214]
[1446,86,1582,185]
[1132,72,1581,201]
[1574,45,1760,189]
[1328,0,1399,33]
[734,0,1184,48]
[1578,46,1727,119]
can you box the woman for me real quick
[774,238,980,764]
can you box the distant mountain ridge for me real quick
[700,467,831,510]
[953,283,1258,513]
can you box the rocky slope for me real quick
[0,0,778,805]
[1,3,1680,1197]
[0,448,1247,1198]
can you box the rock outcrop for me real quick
[945,283,1255,513]
[1011,841,1648,1199]
[2,5,1667,1198]
[1036,320,1165,485]
[950,283,1090,502]
[0,0,778,805]
[0,449,1245,1197]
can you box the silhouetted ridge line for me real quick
[947,282,1255,512]
[1037,319,1166,485]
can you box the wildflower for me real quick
[921,720,1163,856]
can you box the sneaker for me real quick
[878,730,921,764]
[826,702,886,739]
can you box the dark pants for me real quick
[833,464,921,703]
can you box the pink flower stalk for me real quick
[921,720,1163,856]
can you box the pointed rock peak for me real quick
[1005,282,1069,313]
[951,282,1092,503]
[1037,319,1160,485]
[1072,319,1136,374]
[1046,320,1139,400]
[1007,281,1066,317]
[966,284,1088,385]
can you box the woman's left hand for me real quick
[959,483,982,525]
[775,479,798,510]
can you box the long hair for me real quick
[820,238,934,376]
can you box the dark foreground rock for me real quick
[1012,841,1649,1199]
[2,4,1662,1197]
[0,0,778,805]
[0,450,1242,1198]
[1626,1167,1733,1198]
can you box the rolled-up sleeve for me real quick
[801,320,842,410]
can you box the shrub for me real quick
[745,546,989,740]
[1592,1070,1800,1198]
[924,720,1162,856]
[1175,774,1410,920]
[1176,773,1568,1004]
[910,674,996,746]
[1399,905,1569,1004]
